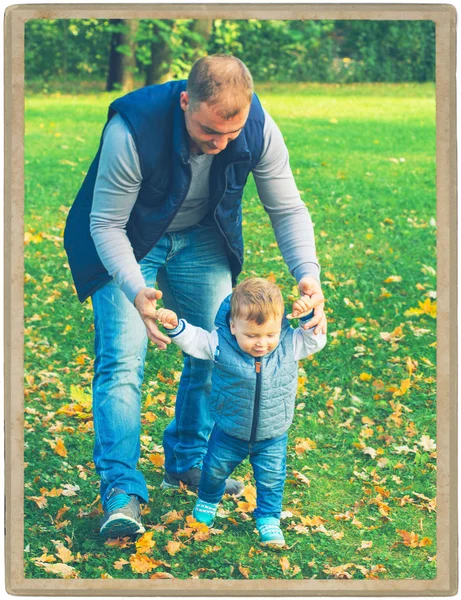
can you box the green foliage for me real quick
[25,19,435,89]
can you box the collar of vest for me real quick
[215,293,291,358]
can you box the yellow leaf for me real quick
[149,453,164,467]
[130,553,160,574]
[419,537,432,547]
[161,509,184,524]
[239,564,250,579]
[397,529,420,548]
[136,531,156,554]
[384,275,402,283]
[165,541,183,556]
[56,546,74,563]
[114,558,130,571]
[69,385,92,409]
[54,439,68,458]
[150,572,175,579]
[280,557,290,573]
[359,373,373,381]
[267,272,277,283]
[294,437,317,456]
[144,412,158,423]
[27,495,47,509]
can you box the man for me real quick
[64,55,326,539]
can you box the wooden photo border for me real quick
[4,3,457,596]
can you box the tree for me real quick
[106,19,139,91]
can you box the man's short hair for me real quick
[230,277,284,325]
[187,54,253,118]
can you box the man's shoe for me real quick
[256,517,285,547]
[161,467,244,496]
[192,498,219,527]
[99,488,145,539]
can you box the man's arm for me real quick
[89,114,170,347]
[253,109,326,333]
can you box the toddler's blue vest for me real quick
[210,296,299,442]
[64,80,265,302]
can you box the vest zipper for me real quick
[250,359,262,443]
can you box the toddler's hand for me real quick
[156,308,179,330]
[289,295,313,319]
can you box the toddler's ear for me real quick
[230,320,236,335]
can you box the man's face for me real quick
[230,315,282,358]
[180,91,250,155]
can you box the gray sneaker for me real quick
[161,467,244,496]
[99,488,145,539]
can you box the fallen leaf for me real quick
[239,564,250,579]
[280,556,290,573]
[34,561,77,578]
[27,496,47,509]
[136,531,156,554]
[55,546,74,563]
[54,439,67,458]
[165,541,183,556]
[149,454,164,467]
[418,435,436,452]
[150,572,175,579]
[292,470,310,486]
[113,558,129,570]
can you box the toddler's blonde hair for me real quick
[230,277,284,325]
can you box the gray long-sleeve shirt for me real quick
[90,108,320,304]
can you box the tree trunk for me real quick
[106,19,138,92]
[189,20,212,61]
[144,24,173,86]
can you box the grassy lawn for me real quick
[24,82,437,580]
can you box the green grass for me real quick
[24,82,436,580]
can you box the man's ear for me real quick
[180,91,189,112]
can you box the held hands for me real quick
[134,287,171,350]
[296,276,327,335]
[156,308,179,330]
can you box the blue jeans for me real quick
[199,425,288,519]
[91,220,232,505]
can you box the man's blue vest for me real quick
[64,80,265,302]
[209,295,299,442]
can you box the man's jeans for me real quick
[91,220,232,505]
[199,425,288,519]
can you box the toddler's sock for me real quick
[256,517,285,546]
[192,498,219,527]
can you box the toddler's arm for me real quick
[291,296,327,360]
[157,311,218,361]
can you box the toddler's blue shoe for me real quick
[192,498,219,527]
[256,517,285,546]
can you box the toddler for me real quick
[156,277,326,546]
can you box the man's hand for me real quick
[298,276,327,335]
[156,308,179,330]
[134,287,171,349]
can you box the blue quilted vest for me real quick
[64,80,265,302]
[210,295,299,442]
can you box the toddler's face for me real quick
[230,315,282,358]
